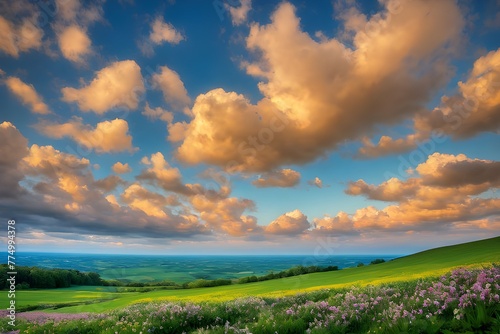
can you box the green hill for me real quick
[8,236,500,313]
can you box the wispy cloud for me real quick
[226,0,252,26]
[252,169,300,188]
[308,177,323,188]
[0,1,43,58]
[4,76,51,114]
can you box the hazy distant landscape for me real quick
[15,253,398,283]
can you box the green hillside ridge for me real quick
[5,236,500,313]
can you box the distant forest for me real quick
[0,264,103,289]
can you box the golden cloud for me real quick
[57,25,92,63]
[358,48,500,158]
[265,209,310,235]
[312,212,357,235]
[36,118,136,153]
[0,123,208,238]
[191,195,258,236]
[150,17,184,45]
[112,162,132,174]
[175,1,464,172]
[343,153,500,232]
[121,183,179,218]
[5,76,51,114]
[61,60,145,113]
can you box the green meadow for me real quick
[4,236,499,314]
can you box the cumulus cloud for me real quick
[265,209,310,235]
[4,76,51,114]
[36,118,136,153]
[149,17,184,45]
[21,145,203,236]
[352,199,500,232]
[140,17,184,56]
[416,153,500,188]
[131,152,263,237]
[343,153,500,232]
[416,48,500,138]
[61,60,145,113]
[175,89,271,171]
[175,1,464,172]
[252,168,300,188]
[312,212,357,235]
[0,14,43,57]
[134,152,258,236]
[345,178,418,202]
[121,183,179,218]
[22,144,92,203]
[137,152,187,194]
[225,0,252,26]
[308,177,323,188]
[151,66,191,113]
[112,162,132,174]
[191,195,259,236]
[57,25,92,63]
[137,152,231,199]
[53,0,103,63]
[0,123,208,239]
[357,47,500,158]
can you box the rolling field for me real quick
[5,236,499,314]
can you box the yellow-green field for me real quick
[4,236,499,313]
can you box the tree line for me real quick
[0,264,104,289]
[117,265,340,291]
[236,265,339,284]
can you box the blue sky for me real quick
[0,0,499,255]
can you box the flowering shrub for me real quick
[2,266,499,333]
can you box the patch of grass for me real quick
[0,287,125,312]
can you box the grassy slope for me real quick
[8,236,500,313]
